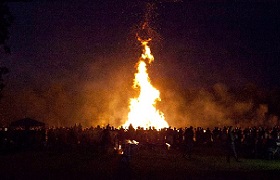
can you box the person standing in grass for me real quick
[226,126,241,163]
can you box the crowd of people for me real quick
[0,124,279,160]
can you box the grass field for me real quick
[0,145,279,180]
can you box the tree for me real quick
[0,2,13,98]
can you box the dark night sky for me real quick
[0,1,279,126]
[4,1,280,89]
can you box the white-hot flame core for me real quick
[123,39,169,129]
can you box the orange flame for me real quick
[123,36,169,129]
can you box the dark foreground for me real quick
[0,145,279,180]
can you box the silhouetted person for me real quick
[166,127,174,146]
[184,126,194,159]
[100,127,111,153]
[265,134,277,160]
[205,127,212,145]
[226,126,240,163]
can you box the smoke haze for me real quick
[0,1,279,128]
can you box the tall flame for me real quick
[123,36,169,129]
